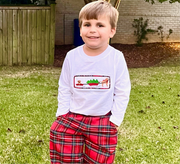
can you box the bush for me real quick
[132,17,156,46]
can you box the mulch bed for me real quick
[54,42,180,68]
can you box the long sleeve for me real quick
[56,55,71,117]
[109,53,131,126]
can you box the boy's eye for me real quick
[97,24,104,27]
[84,23,90,27]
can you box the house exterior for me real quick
[55,0,180,45]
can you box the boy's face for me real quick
[80,15,116,52]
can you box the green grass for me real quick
[115,66,180,164]
[0,65,180,164]
[0,66,60,164]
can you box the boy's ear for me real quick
[110,27,116,38]
[80,27,82,36]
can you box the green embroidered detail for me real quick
[87,79,99,84]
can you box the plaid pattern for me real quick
[50,112,118,164]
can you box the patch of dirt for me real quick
[54,42,180,68]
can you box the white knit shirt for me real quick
[56,45,131,126]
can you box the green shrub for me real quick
[132,17,156,46]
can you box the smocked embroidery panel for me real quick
[74,75,111,89]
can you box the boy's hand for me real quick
[115,125,119,131]
[111,122,119,131]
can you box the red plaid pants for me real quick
[50,112,118,164]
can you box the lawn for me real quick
[0,65,179,164]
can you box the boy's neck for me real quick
[83,44,109,56]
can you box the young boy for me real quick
[50,0,131,163]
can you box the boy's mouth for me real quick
[88,36,99,39]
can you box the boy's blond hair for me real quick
[79,0,119,29]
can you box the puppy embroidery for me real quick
[101,78,109,87]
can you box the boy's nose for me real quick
[89,26,96,33]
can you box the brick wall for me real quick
[55,0,180,45]
[55,0,84,45]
